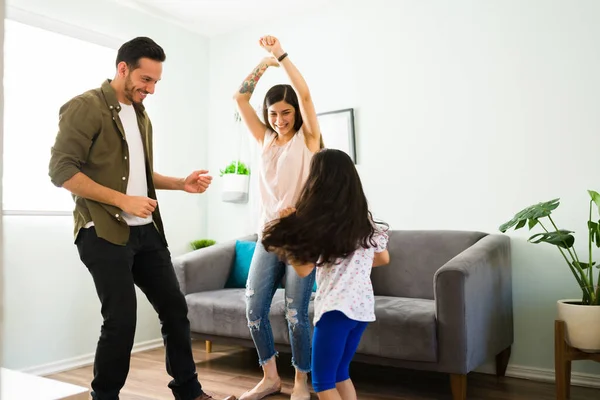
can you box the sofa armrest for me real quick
[433,233,513,374]
[172,236,247,295]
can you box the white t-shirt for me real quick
[313,229,389,325]
[84,102,151,229]
[118,102,152,226]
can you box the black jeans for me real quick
[76,224,203,400]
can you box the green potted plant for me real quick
[220,159,250,203]
[499,190,600,352]
[221,110,251,204]
[190,239,216,251]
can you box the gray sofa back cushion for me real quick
[370,230,487,299]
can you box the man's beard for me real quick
[124,75,140,104]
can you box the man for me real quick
[48,36,236,400]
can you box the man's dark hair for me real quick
[115,37,166,69]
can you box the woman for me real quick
[232,35,322,400]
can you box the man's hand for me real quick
[183,170,213,193]
[118,196,157,218]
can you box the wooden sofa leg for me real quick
[450,374,467,400]
[496,345,512,377]
[205,340,212,354]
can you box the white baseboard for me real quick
[20,338,164,377]
[476,363,600,389]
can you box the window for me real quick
[3,19,116,213]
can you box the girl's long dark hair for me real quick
[262,148,388,266]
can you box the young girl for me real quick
[262,148,390,400]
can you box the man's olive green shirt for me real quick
[49,79,167,246]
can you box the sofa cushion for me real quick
[357,296,438,363]
[371,230,487,299]
[187,289,436,363]
[224,240,256,288]
[186,288,315,344]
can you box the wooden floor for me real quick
[48,341,600,399]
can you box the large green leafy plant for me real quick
[499,190,600,305]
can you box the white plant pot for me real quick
[221,174,250,203]
[557,299,600,353]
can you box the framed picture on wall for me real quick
[317,108,357,163]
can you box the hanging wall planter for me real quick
[221,160,250,203]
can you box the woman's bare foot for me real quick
[291,371,311,400]
[239,376,281,400]
[240,358,281,400]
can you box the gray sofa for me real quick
[172,230,513,400]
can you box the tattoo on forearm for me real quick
[239,63,268,94]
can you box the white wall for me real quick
[0,0,5,370]
[2,0,210,370]
[206,0,600,378]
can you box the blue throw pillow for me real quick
[224,240,318,292]
[225,240,256,288]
